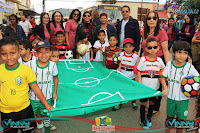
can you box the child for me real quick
[27,40,59,133]
[54,31,70,59]
[18,39,37,65]
[112,38,139,111]
[77,32,93,61]
[103,33,122,69]
[137,38,165,128]
[0,37,53,133]
[30,34,42,57]
[93,30,109,60]
[161,41,199,133]
[50,45,60,64]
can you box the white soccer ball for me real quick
[78,44,88,54]
[65,50,73,59]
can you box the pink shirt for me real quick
[50,22,65,44]
[167,27,175,42]
[142,29,168,57]
[65,20,78,49]
[44,29,50,41]
[194,30,200,37]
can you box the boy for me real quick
[94,30,109,60]
[30,34,42,57]
[54,31,70,59]
[112,38,139,111]
[103,33,122,69]
[0,37,53,133]
[18,39,37,65]
[50,45,59,64]
[137,38,165,128]
[161,41,199,133]
[27,40,58,133]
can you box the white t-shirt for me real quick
[119,19,129,48]
[120,51,139,79]
[137,56,165,90]
[162,61,199,101]
[79,42,92,60]
[93,40,109,60]
[27,60,58,100]
[19,20,32,36]
[18,54,37,66]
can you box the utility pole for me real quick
[43,0,46,12]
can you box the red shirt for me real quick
[104,46,122,69]
[54,43,70,59]
[194,30,200,38]
[167,27,175,42]
[30,19,35,28]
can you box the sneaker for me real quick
[140,120,149,129]
[50,124,56,131]
[132,102,138,110]
[146,118,152,128]
[152,111,160,117]
[112,104,121,111]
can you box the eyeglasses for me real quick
[83,15,91,17]
[147,17,157,21]
[147,46,158,50]
[55,15,61,18]
[73,13,79,16]
[121,10,129,13]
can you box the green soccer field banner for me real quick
[45,60,162,117]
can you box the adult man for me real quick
[19,15,32,36]
[116,5,141,54]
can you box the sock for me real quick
[140,105,146,122]
[147,105,154,121]
[43,119,50,133]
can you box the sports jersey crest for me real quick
[46,71,51,76]
[148,71,156,78]
[15,76,23,85]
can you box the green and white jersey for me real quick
[162,61,199,101]
[28,60,58,100]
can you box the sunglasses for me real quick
[147,46,158,50]
[83,15,91,17]
[147,16,157,20]
[121,10,129,13]
[73,13,79,16]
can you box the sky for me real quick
[31,0,167,14]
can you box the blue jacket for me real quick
[116,16,141,52]
[165,26,180,41]
[97,23,116,38]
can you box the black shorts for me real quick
[140,96,157,103]
[1,104,36,133]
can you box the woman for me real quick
[92,10,101,26]
[34,12,50,41]
[142,11,170,116]
[75,11,98,47]
[98,13,116,42]
[178,15,195,44]
[4,14,26,41]
[65,9,81,58]
[50,11,65,44]
[165,18,180,50]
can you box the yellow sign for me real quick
[104,6,119,10]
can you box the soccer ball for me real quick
[158,69,168,83]
[77,44,88,55]
[65,50,73,59]
[181,75,200,98]
[112,52,121,64]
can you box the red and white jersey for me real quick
[137,56,165,90]
[120,52,139,79]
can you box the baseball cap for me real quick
[30,34,42,43]
[123,38,134,46]
[35,40,51,51]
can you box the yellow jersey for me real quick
[0,63,37,113]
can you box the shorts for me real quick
[167,98,189,120]
[30,99,51,116]
[140,96,157,103]
[1,104,36,133]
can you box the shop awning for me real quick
[0,7,14,13]
[18,9,40,16]
[0,2,13,9]
[158,12,169,19]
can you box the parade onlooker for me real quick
[98,13,116,42]
[162,20,167,29]
[92,9,101,26]
[50,11,65,44]
[116,5,141,53]
[178,15,195,44]
[19,15,32,37]
[4,14,26,41]
[30,17,36,28]
[165,18,180,50]
[65,9,81,58]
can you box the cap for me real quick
[123,38,134,46]
[30,34,42,43]
[35,40,51,51]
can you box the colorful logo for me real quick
[15,76,23,85]
[92,116,115,132]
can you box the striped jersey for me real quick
[27,60,58,100]
[18,54,37,66]
[120,51,139,79]
[54,43,70,59]
[104,46,122,69]
[162,61,199,101]
[137,56,165,90]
